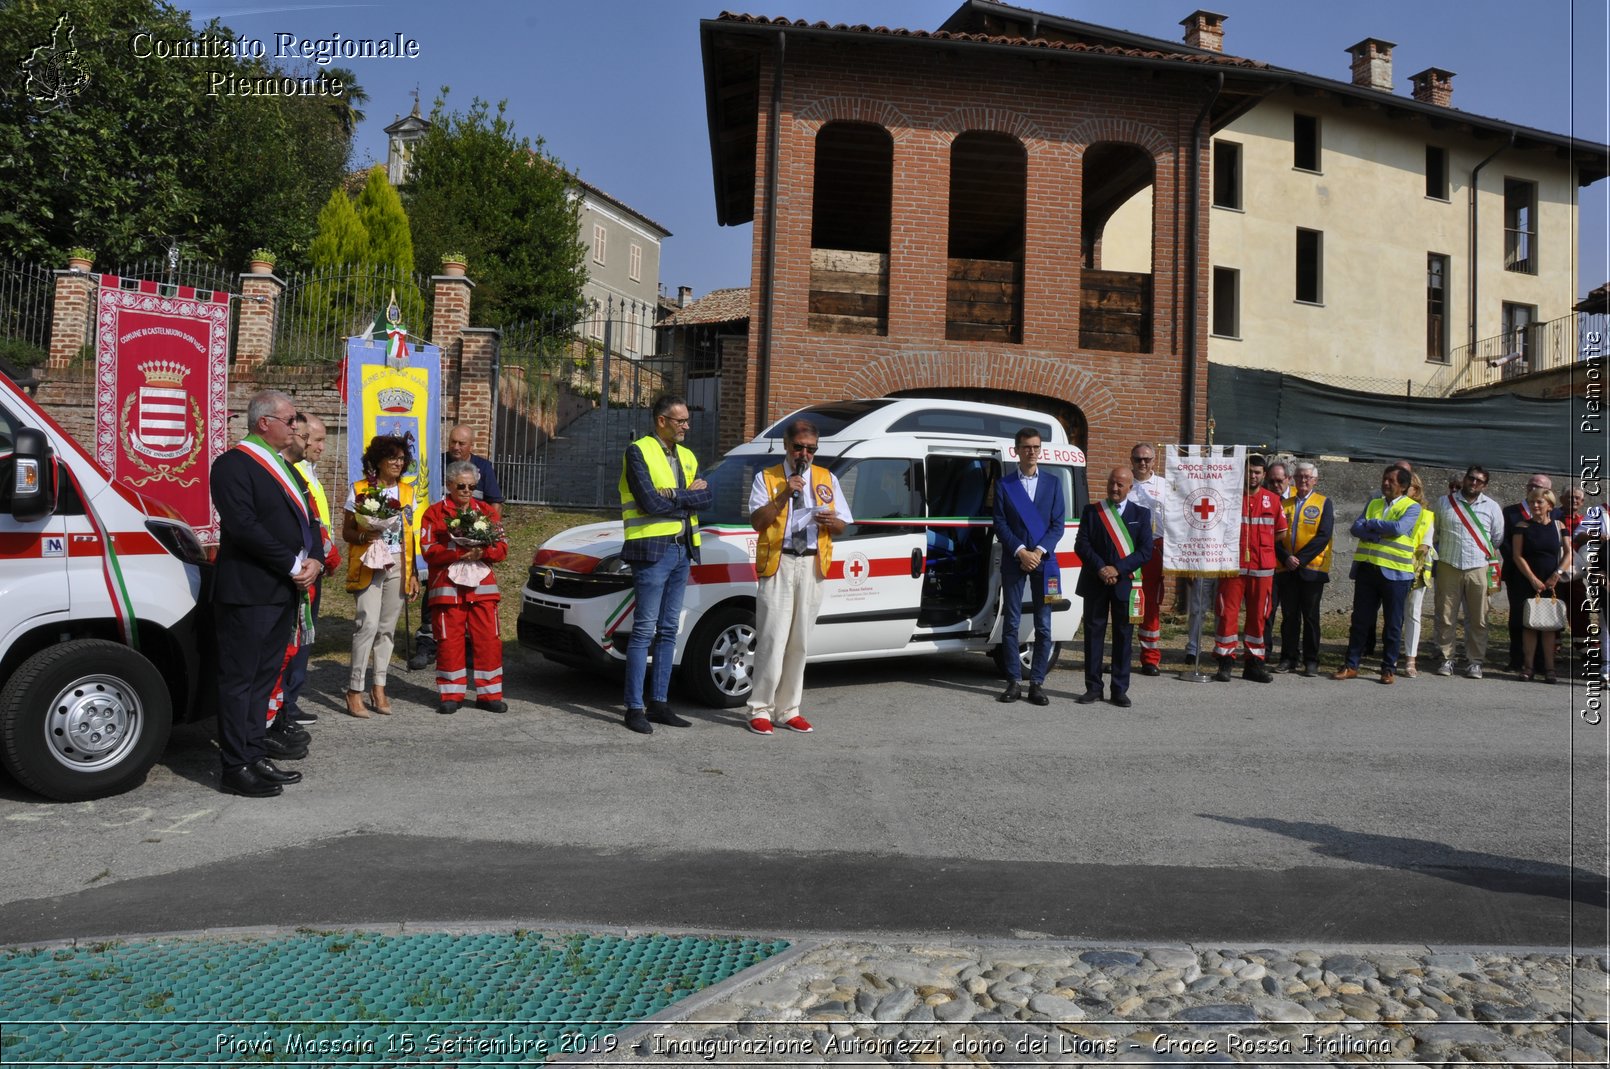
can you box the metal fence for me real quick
[273,265,433,366]
[0,260,56,368]
[492,297,722,508]
[1439,311,1608,394]
[108,256,234,295]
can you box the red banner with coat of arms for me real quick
[94,277,231,543]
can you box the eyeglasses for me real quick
[1466,475,1487,485]
[451,482,476,490]
[264,414,297,429]
[661,416,691,426]
[1131,455,1154,464]
[789,442,818,454]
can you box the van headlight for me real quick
[593,556,632,576]
[145,519,208,565]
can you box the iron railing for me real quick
[493,296,721,508]
[0,259,56,368]
[273,265,433,366]
[108,256,233,295]
[1440,311,1607,394]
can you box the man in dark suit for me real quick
[211,389,322,798]
[1074,467,1153,708]
[993,427,1066,706]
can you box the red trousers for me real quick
[1137,538,1164,667]
[434,599,503,702]
[1215,573,1274,662]
[265,640,297,727]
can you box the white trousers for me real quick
[747,554,824,722]
[350,566,404,690]
[1403,583,1428,660]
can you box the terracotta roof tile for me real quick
[662,287,751,326]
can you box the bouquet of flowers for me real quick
[447,507,505,548]
[353,486,403,533]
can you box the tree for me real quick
[309,188,370,268]
[403,93,586,326]
[353,165,424,329]
[300,187,371,345]
[0,0,356,270]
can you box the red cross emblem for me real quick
[1193,497,1216,522]
[848,558,866,580]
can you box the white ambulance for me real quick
[518,398,1088,706]
[0,369,211,800]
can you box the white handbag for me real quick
[1522,594,1566,632]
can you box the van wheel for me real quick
[0,640,172,801]
[992,640,1062,680]
[680,605,756,708]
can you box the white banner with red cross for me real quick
[1162,444,1245,578]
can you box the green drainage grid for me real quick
[0,930,788,1064]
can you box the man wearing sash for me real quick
[1431,466,1504,678]
[993,427,1066,705]
[1073,468,1152,708]
[210,390,321,798]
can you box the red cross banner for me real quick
[94,277,232,543]
[1162,443,1245,578]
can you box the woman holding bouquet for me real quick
[421,461,509,714]
[341,435,420,717]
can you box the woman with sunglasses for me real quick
[420,460,509,714]
[341,435,420,717]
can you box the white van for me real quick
[0,369,211,800]
[518,397,1088,706]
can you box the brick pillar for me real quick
[233,272,284,371]
[718,334,750,454]
[457,326,500,440]
[47,269,95,369]
[430,274,474,424]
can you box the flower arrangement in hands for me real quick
[447,506,506,549]
[353,485,404,533]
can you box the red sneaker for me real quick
[781,716,814,733]
[747,718,774,735]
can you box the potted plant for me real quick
[440,252,468,277]
[248,249,276,273]
[66,247,94,272]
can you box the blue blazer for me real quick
[1073,500,1153,598]
[993,469,1065,564]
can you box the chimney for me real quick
[678,285,693,307]
[1410,67,1456,107]
[1345,37,1396,92]
[1179,10,1226,53]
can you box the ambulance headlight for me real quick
[593,555,632,576]
[146,519,208,566]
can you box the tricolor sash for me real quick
[1448,493,1502,591]
[1001,475,1061,599]
[234,436,314,638]
[1097,500,1144,621]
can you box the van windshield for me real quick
[699,453,837,525]
[759,400,894,439]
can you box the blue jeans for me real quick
[624,545,690,710]
[1344,563,1410,672]
[1000,562,1054,684]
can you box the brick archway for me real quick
[931,106,1050,146]
[1066,117,1171,158]
[795,97,915,140]
[842,350,1118,448]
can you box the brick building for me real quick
[700,1,1267,474]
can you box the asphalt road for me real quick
[1,646,1604,948]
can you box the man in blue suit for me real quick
[993,427,1066,705]
[1074,467,1153,708]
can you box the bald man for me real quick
[1072,467,1153,708]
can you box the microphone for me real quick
[793,458,808,512]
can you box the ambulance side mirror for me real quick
[11,428,58,524]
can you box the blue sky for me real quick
[187,1,1609,303]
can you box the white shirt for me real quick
[1432,491,1505,571]
[748,462,853,550]
[1016,470,1039,500]
[1126,472,1167,540]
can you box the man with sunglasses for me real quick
[618,395,711,734]
[1124,443,1166,675]
[745,420,850,734]
[1430,466,1503,678]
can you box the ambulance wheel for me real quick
[681,604,756,708]
[992,640,1062,680]
[0,639,172,801]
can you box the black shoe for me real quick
[1140,663,1160,676]
[290,708,318,725]
[1275,660,1298,674]
[476,699,509,714]
[997,681,1022,703]
[407,648,436,671]
[1242,658,1273,683]
[1211,657,1234,683]
[647,700,690,726]
[1026,683,1050,706]
[220,766,282,798]
[251,758,302,785]
[1074,688,1103,705]
[437,702,461,715]
[271,721,310,746]
[1110,691,1132,708]
[262,733,308,761]
[624,709,653,734]
[1302,663,1320,677]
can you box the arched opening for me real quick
[809,121,892,336]
[946,132,1025,343]
[1080,142,1154,353]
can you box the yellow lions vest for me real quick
[1281,491,1332,573]
[754,464,834,579]
[1354,494,1417,574]
[345,478,419,595]
[618,436,701,547]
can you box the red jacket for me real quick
[1240,487,1289,576]
[421,499,508,605]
